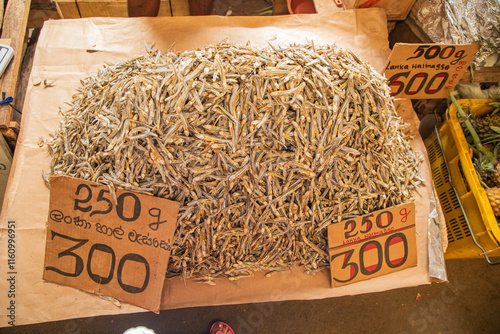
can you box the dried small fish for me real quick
[44,41,422,283]
[43,79,55,88]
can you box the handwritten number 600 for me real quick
[45,230,150,293]
[388,71,449,96]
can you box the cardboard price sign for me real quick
[43,176,180,312]
[328,202,417,287]
[384,43,480,99]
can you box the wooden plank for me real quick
[80,1,128,17]
[170,0,190,16]
[0,128,17,151]
[0,39,12,47]
[29,0,61,29]
[0,0,4,29]
[460,67,500,83]
[28,9,60,29]
[0,0,32,129]
[13,29,38,127]
[0,132,12,213]
[55,0,189,18]
[55,1,80,18]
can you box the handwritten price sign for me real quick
[43,176,180,312]
[384,43,480,99]
[327,202,417,287]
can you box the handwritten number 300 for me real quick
[331,233,409,283]
[45,230,150,293]
[74,184,141,222]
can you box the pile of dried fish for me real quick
[43,41,422,283]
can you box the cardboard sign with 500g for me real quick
[384,43,480,99]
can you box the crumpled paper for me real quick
[410,0,500,68]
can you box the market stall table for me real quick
[0,9,445,326]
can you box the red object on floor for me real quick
[287,0,317,14]
[210,321,235,334]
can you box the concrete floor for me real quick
[2,258,499,333]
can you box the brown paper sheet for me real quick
[0,9,434,326]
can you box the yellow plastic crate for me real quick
[425,99,500,262]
